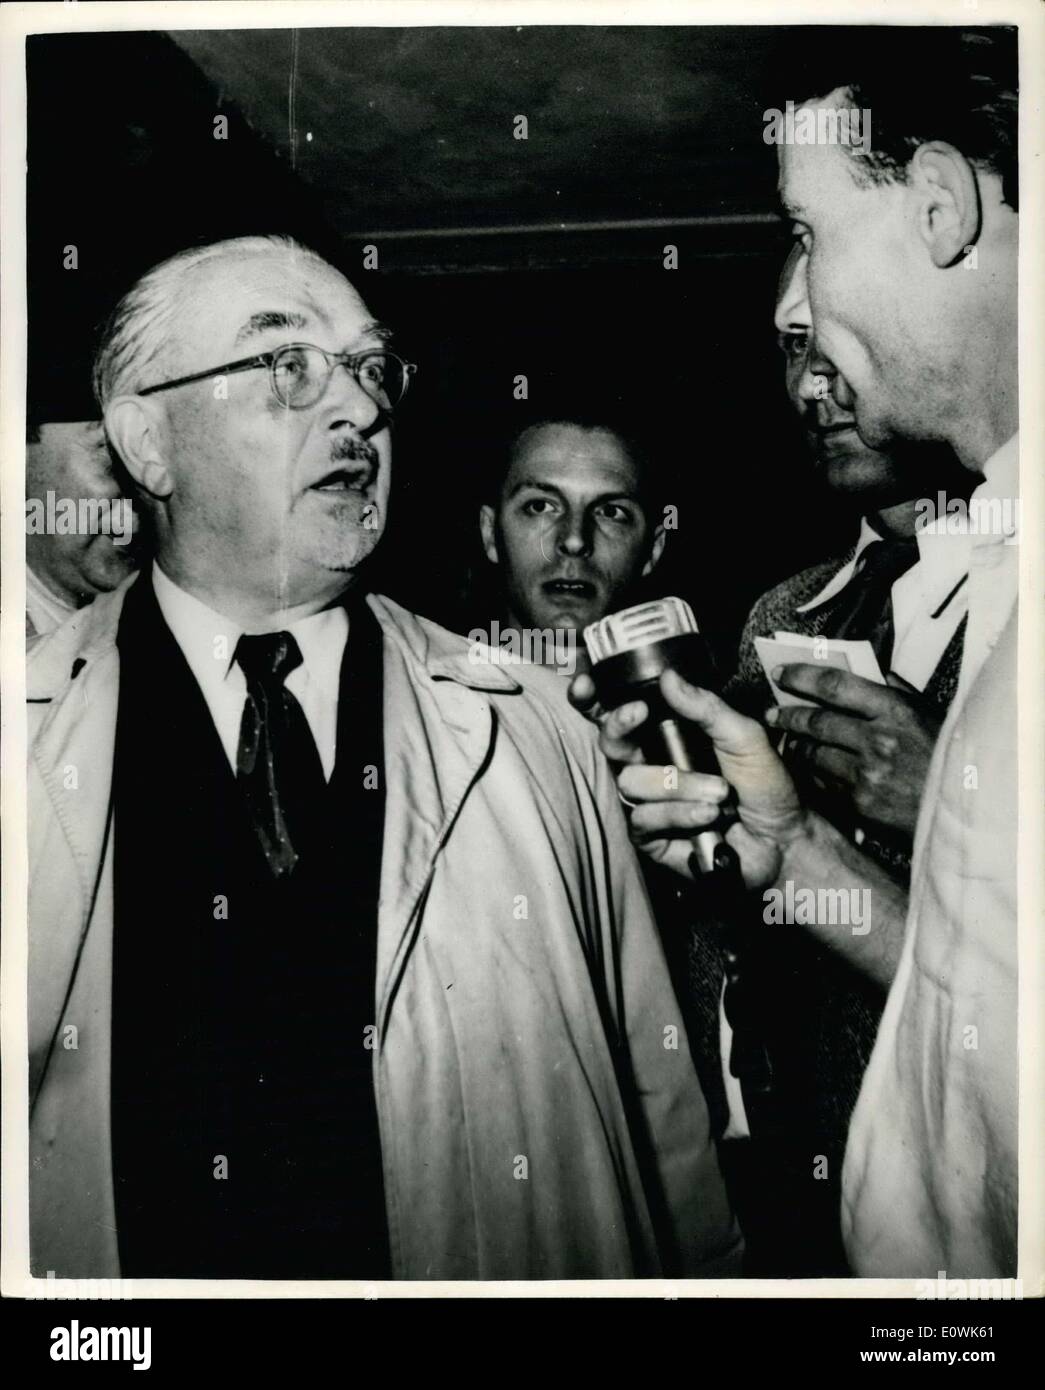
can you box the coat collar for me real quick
[27,573,137,704]
[365,592,523,696]
[26,576,525,704]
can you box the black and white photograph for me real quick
[1,0,1042,1348]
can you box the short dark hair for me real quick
[488,411,663,520]
[780,26,1018,211]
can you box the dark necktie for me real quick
[811,537,920,670]
[235,631,327,877]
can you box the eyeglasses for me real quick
[138,342,417,413]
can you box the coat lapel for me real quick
[367,596,520,1028]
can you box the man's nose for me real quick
[323,361,382,433]
[797,342,837,408]
[556,513,592,557]
[774,243,809,337]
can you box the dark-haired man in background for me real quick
[475,415,750,1169]
[477,415,665,676]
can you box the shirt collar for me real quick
[983,432,1019,487]
[975,433,1020,546]
[150,562,350,689]
[909,434,1019,560]
[905,515,972,617]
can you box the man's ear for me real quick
[641,523,666,578]
[104,396,174,500]
[479,503,500,566]
[908,141,982,268]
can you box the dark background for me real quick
[26,26,856,668]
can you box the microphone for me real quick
[583,597,730,875]
[586,599,772,1093]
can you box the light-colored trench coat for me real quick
[27,577,741,1280]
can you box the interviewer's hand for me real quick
[766,664,942,837]
[569,668,807,888]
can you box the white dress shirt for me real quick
[795,514,971,693]
[151,564,349,780]
[841,435,1019,1275]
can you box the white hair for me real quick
[92,235,331,407]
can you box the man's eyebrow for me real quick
[587,488,642,504]
[506,476,564,500]
[233,310,310,347]
[358,320,395,345]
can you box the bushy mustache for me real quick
[330,434,379,468]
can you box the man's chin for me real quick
[526,606,596,638]
[818,450,907,500]
[321,533,383,575]
[81,555,139,595]
[306,507,385,570]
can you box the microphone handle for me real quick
[657,717,725,876]
[588,635,730,877]
[653,677,771,1095]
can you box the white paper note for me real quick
[754,632,885,707]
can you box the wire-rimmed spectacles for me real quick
[138,342,417,412]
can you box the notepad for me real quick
[754,631,885,708]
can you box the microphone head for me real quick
[585,598,726,860]
[583,598,699,665]
[584,595,718,721]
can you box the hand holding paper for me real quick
[763,655,943,837]
[755,631,885,707]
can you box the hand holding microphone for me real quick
[571,598,807,889]
[575,598,812,1095]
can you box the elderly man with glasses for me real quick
[26,235,740,1283]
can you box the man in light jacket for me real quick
[27,235,740,1282]
[574,28,1020,1277]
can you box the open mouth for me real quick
[814,423,861,454]
[543,579,597,601]
[309,466,373,494]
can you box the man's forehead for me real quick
[779,142,848,213]
[777,91,857,212]
[509,427,640,487]
[180,252,371,345]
